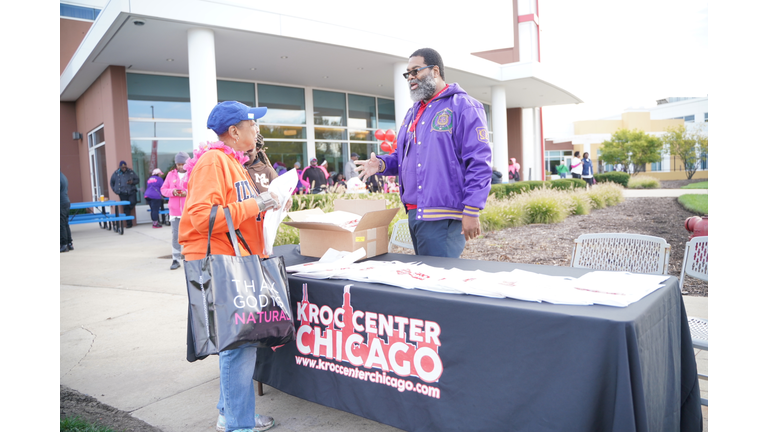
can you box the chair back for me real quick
[680,236,708,289]
[388,219,414,252]
[570,233,671,275]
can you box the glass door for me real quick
[88,126,108,202]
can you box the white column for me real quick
[187,28,219,147]
[533,108,543,180]
[491,86,509,182]
[521,108,534,181]
[305,89,316,164]
[394,62,410,130]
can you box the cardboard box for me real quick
[283,199,399,258]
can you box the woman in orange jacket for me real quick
[179,101,279,432]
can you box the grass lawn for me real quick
[61,416,116,432]
[678,194,708,215]
[681,181,708,189]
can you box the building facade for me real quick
[61,0,582,204]
[544,97,708,180]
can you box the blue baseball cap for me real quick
[207,101,268,135]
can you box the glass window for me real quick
[127,100,191,120]
[258,84,306,124]
[351,143,385,160]
[260,125,306,140]
[130,140,194,194]
[262,141,307,169]
[377,98,396,132]
[348,94,376,129]
[60,3,100,20]
[704,112,708,122]
[483,103,493,133]
[127,73,190,102]
[315,127,346,141]
[218,81,255,106]
[315,142,344,175]
[684,115,695,123]
[129,121,192,138]
[313,90,346,127]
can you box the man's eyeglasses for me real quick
[403,65,436,80]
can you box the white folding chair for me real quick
[570,233,671,275]
[680,236,708,406]
[388,219,414,252]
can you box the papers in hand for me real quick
[286,253,671,307]
[263,169,297,255]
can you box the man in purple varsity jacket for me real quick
[356,48,492,258]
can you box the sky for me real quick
[538,0,708,138]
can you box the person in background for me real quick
[244,133,278,193]
[302,158,328,194]
[508,157,520,182]
[366,173,384,193]
[61,172,73,253]
[110,160,140,228]
[344,152,359,182]
[570,151,582,179]
[294,161,308,194]
[556,160,569,179]
[318,160,330,180]
[386,176,400,193]
[144,168,165,229]
[272,161,287,176]
[356,47,492,258]
[491,167,503,184]
[328,173,347,194]
[161,152,190,269]
[581,152,594,185]
[179,100,279,432]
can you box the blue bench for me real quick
[69,213,135,234]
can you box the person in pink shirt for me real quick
[161,151,190,270]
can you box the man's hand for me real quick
[354,152,381,182]
[461,215,482,241]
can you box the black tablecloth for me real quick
[255,245,702,432]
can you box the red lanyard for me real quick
[409,84,450,133]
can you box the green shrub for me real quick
[586,188,607,209]
[627,175,660,189]
[518,189,574,224]
[595,171,630,187]
[506,182,532,195]
[489,184,508,200]
[479,195,529,232]
[524,180,548,191]
[548,178,587,191]
[569,191,592,215]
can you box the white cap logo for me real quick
[248,113,254,119]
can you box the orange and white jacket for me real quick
[179,149,266,261]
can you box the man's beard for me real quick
[410,72,437,102]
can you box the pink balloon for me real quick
[380,142,392,153]
[385,130,396,142]
[375,129,386,141]
[392,141,397,150]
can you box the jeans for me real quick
[408,210,466,258]
[147,198,163,222]
[217,346,258,432]
[171,218,182,260]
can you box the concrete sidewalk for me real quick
[60,193,707,431]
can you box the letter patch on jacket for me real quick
[476,127,489,143]
[431,109,453,132]
[234,180,258,202]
